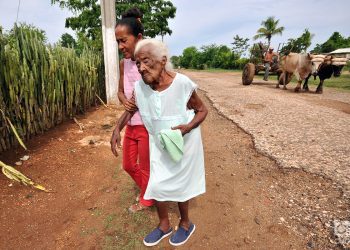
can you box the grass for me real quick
[185,66,350,91]
[102,204,155,250]
[183,68,241,73]
[254,71,350,91]
[254,73,281,82]
[320,72,350,90]
[75,163,157,249]
[102,166,157,250]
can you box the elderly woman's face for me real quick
[135,46,165,84]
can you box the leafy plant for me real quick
[281,29,314,53]
[231,35,249,58]
[253,16,284,47]
[312,32,350,53]
[51,0,176,50]
[0,24,104,152]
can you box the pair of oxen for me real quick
[277,53,348,93]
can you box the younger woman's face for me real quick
[115,25,141,59]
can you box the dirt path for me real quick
[0,74,349,249]
[184,70,350,196]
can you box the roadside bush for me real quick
[178,43,247,70]
[234,58,250,69]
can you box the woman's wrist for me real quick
[113,126,120,134]
[117,92,127,105]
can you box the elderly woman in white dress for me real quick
[110,39,208,247]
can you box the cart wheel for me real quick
[242,63,255,85]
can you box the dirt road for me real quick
[185,70,350,196]
[0,71,349,249]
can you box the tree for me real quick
[170,55,180,68]
[51,0,176,49]
[200,44,219,68]
[60,33,76,48]
[179,44,239,70]
[212,45,234,69]
[253,16,284,47]
[180,46,199,69]
[281,29,314,53]
[231,35,249,58]
[312,32,350,53]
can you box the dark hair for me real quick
[116,7,144,37]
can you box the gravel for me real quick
[186,71,350,197]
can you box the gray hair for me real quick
[134,39,173,71]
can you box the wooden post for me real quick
[100,0,119,104]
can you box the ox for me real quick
[278,53,317,92]
[303,56,348,93]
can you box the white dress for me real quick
[134,73,206,202]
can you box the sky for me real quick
[1,0,349,56]
[0,0,75,41]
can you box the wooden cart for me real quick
[242,42,282,85]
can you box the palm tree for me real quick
[253,16,285,48]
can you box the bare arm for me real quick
[117,59,137,112]
[110,110,134,157]
[117,59,127,104]
[275,52,280,61]
[172,91,208,135]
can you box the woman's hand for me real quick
[172,124,191,136]
[123,99,138,113]
[110,127,122,157]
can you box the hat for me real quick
[269,46,274,50]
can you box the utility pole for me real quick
[100,0,119,104]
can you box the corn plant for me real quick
[0,24,104,152]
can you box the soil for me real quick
[0,71,349,249]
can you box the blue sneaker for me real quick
[169,223,196,246]
[143,227,173,247]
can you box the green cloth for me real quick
[158,129,184,162]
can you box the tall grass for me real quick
[0,24,105,152]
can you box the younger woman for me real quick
[114,7,154,212]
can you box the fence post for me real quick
[100,0,119,104]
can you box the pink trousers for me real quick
[123,125,154,206]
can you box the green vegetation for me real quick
[320,73,350,90]
[0,24,104,152]
[172,44,249,70]
[173,17,285,71]
[102,167,155,250]
[253,16,285,47]
[312,32,350,54]
[281,29,314,53]
[231,35,250,58]
[254,72,350,91]
[60,33,77,48]
[344,62,350,71]
[52,0,176,50]
[185,68,241,73]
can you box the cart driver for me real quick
[263,46,278,81]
